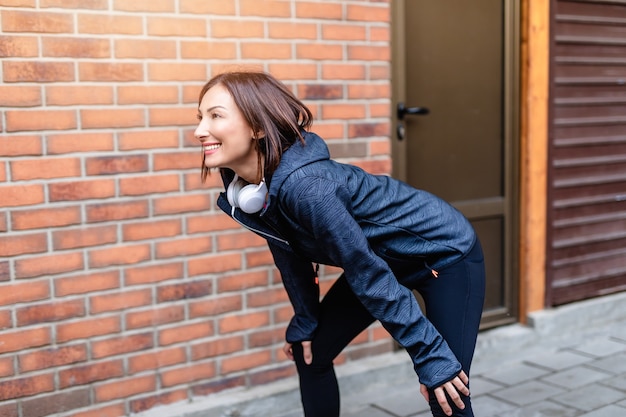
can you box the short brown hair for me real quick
[198,71,313,183]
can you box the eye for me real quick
[211,112,222,119]
[196,113,202,121]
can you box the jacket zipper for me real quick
[231,207,290,246]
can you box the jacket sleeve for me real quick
[267,241,320,344]
[281,175,462,389]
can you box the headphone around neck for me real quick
[227,174,268,214]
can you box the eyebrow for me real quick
[199,105,226,113]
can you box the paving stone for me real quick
[343,405,394,417]
[553,385,624,412]
[600,373,626,392]
[469,376,506,397]
[492,381,566,406]
[586,352,626,374]
[373,389,430,416]
[541,366,612,389]
[578,405,626,417]
[471,395,517,417]
[484,362,552,386]
[508,400,581,417]
[569,338,626,358]
[525,350,593,371]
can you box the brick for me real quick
[152,194,211,215]
[91,332,153,359]
[247,287,289,308]
[348,122,391,139]
[217,271,268,293]
[246,248,277,268]
[297,84,343,100]
[0,374,54,401]
[3,61,74,83]
[19,344,88,372]
[0,135,41,156]
[42,37,110,58]
[370,63,390,80]
[1,10,73,33]
[88,243,151,268]
[130,389,188,414]
[153,150,198,170]
[157,279,212,302]
[148,63,207,82]
[17,299,85,326]
[81,108,145,129]
[371,26,390,42]
[322,24,367,41]
[79,62,143,82]
[0,184,44,208]
[156,236,212,259]
[125,305,185,330]
[249,328,283,348]
[14,252,84,279]
[48,179,116,202]
[124,262,184,286]
[120,174,180,197]
[188,252,242,276]
[0,86,41,106]
[322,64,366,80]
[149,107,198,127]
[349,44,390,61]
[221,350,272,373]
[369,138,392,156]
[47,132,114,154]
[160,362,215,388]
[56,316,121,343]
[128,346,186,374]
[296,43,343,60]
[0,232,47,257]
[115,39,177,59]
[241,42,292,59]
[0,310,10,329]
[0,213,5,232]
[21,388,90,417]
[78,13,143,35]
[217,230,265,251]
[180,41,237,60]
[86,200,149,223]
[186,213,239,234]
[55,270,120,296]
[210,20,265,38]
[114,0,175,13]
[158,321,214,346]
[117,129,179,151]
[191,375,245,397]
[0,402,17,417]
[219,311,270,334]
[180,0,235,14]
[117,86,179,105]
[322,103,367,119]
[89,289,152,314]
[0,262,9,282]
[191,335,243,360]
[0,35,38,57]
[240,0,291,17]
[348,83,391,99]
[0,280,50,306]
[41,0,108,9]
[0,327,51,354]
[122,218,181,241]
[147,16,206,37]
[249,364,296,386]
[353,158,391,175]
[296,2,343,19]
[58,359,124,388]
[189,294,242,319]
[370,102,390,118]
[0,356,14,378]
[47,85,114,106]
[11,157,81,180]
[5,109,76,131]
[86,155,148,175]
[269,22,317,39]
[70,403,126,417]
[347,4,390,22]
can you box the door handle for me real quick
[396,102,429,140]
[397,102,429,120]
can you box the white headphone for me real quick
[227,174,268,214]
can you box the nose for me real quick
[194,121,207,143]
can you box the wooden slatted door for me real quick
[549,0,626,305]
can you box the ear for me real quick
[252,129,265,140]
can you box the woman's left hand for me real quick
[432,371,470,416]
[282,341,313,365]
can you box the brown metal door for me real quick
[392,1,520,328]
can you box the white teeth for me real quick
[204,144,221,151]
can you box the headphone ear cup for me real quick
[237,181,268,214]
[227,179,245,207]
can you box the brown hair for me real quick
[198,71,313,183]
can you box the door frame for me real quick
[391,0,522,329]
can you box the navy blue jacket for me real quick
[217,131,476,389]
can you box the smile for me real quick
[204,144,221,152]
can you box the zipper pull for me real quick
[314,263,320,285]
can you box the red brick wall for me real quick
[0,1,392,416]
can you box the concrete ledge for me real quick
[134,291,626,417]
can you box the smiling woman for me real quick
[193,70,486,417]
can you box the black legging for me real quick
[292,241,486,417]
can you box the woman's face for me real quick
[195,84,259,181]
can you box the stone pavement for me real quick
[137,291,626,417]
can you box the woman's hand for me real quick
[422,371,470,416]
[283,341,313,365]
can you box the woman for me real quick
[195,71,486,417]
